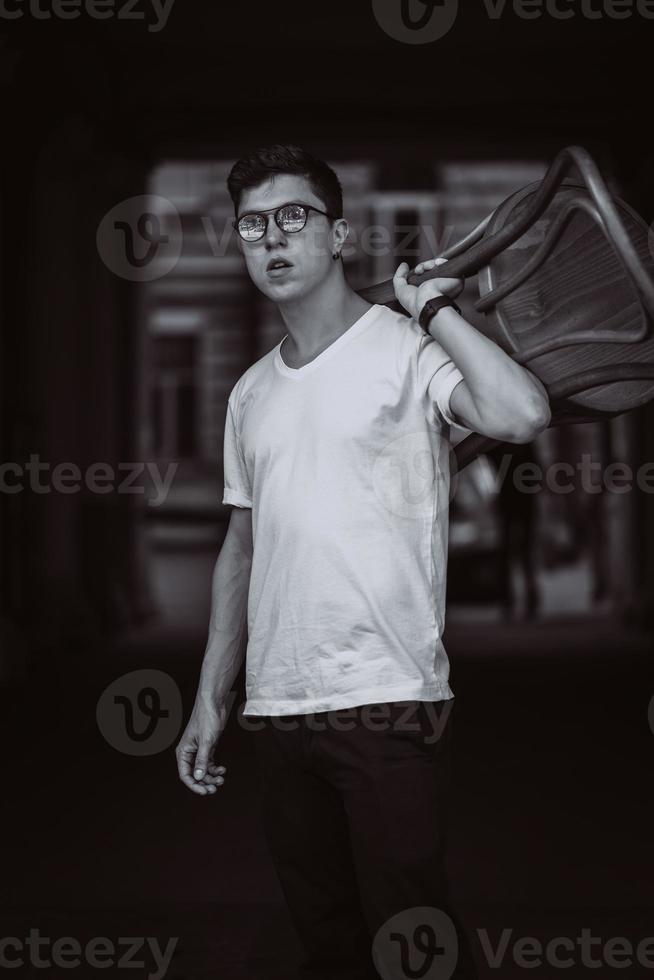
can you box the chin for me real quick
[257,276,313,304]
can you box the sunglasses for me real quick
[233,202,334,243]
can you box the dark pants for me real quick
[251,699,478,980]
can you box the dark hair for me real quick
[227,144,343,219]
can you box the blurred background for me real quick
[1,4,654,978]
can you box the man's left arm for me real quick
[393,258,551,443]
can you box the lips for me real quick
[266,257,293,273]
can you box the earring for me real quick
[333,251,341,261]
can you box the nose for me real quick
[264,214,287,249]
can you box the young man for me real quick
[176,145,551,979]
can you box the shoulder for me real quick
[369,304,433,380]
[372,302,416,332]
[369,303,423,354]
[227,345,277,415]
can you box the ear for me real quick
[332,217,349,254]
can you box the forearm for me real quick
[195,533,252,710]
[427,306,551,434]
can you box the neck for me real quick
[277,267,372,359]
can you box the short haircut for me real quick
[227,144,344,219]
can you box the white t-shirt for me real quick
[222,303,464,716]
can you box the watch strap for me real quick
[418,296,462,333]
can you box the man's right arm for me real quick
[176,506,253,796]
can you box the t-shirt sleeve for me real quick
[222,399,253,509]
[415,329,465,428]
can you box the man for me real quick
[176,145,550,979]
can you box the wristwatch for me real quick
[418,296,462,333]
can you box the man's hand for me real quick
[176,699,228,797]
[393,257,464,323]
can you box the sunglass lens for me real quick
[238,214,266,241]
[278,204,307,233]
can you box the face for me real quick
[235,174,346,304]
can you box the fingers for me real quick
[414,256,448,275]
[177,742,196,779]
[178,762,227,795]
[191,767,227,794]
[393,261,410,283]
[201,764,227,787]
[176,741,227,797]
[392,261,412,306]
[413,255,465,300]
[176,744,206,794]
[179,771,215,795]
[193,740,215,781]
